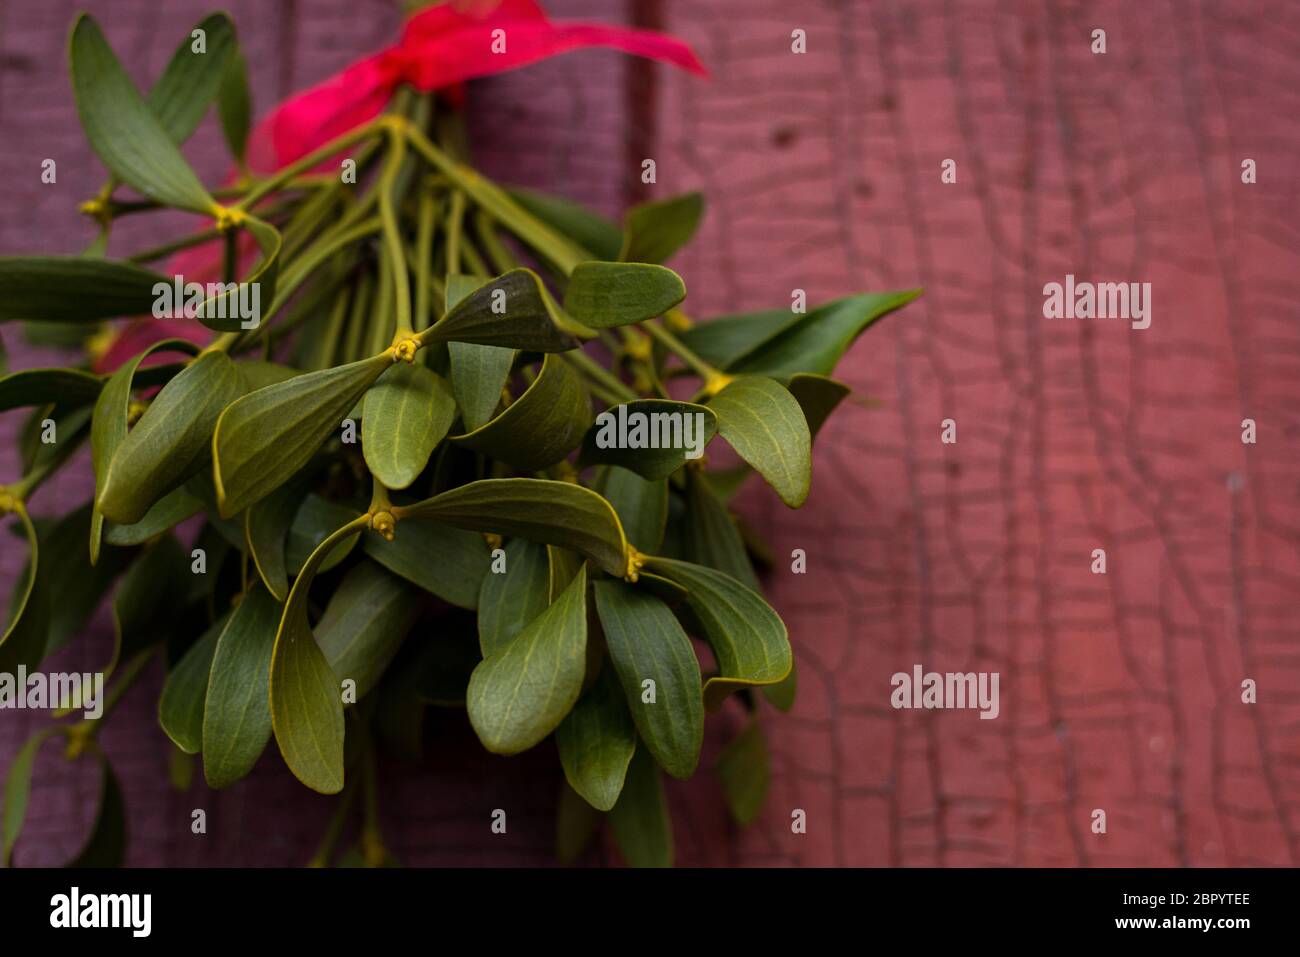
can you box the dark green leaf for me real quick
[38,503,132,654]
[0,257,170,322]
[476,538,550,656]
[563,262,685,328]
[284,495,362,576]
[364,519,488,611]
[203,584,281,789]
[717,719,770,825]
[594,581,703,779]
[90,338,200,563]
[245,478,309,602]
[104,480,203,546]
[68,753,126,867]
[217,46,251,161]
[729,290,922,377]
[762,657,798,712]
[362,362,455,489]
[709,376,811,508]
[70,15,215,212]
[424,268,587,351]
[784,373,851,438]
[213,354,390,517]
[599,467,667,553]
[451,353,591,472]
[158,615,226,754]
[98,350,242,524]
[683,468,759,591]
[148,13,236,144]
[2,727,58,866]
[556,780,601,865]
[677,307,791,369]
[578,399,715,480]
[506,187,623,262]
[191,216,282,333]
[0,368,101,411]
[270,518,367,793]
[446,275,514,431]
[608,742,672,868]
[644,557,792,711]
[317,562,420,699]
[396,479,630,578]
[556,664,636,811]
[466,566,588,755]
[0,506,41,664]
[619,192,703,264]
[110,533,188,672]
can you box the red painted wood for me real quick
[2,0,1297,867]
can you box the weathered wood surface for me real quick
[2,0,1298,866]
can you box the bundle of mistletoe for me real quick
[0,6,917,867]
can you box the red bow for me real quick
[246,0,706,172]
[94,0,706,370]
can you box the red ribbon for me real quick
[246,0,706,172]
[95,0,705,371]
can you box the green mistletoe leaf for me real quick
[682,468,759,591]
[0,257,171,323]
[644,556,792,711]
[396,479,631,578]
[556,665,636,812]
[599,467,667,553]
[362,362,455,489]
[466,565,588,755]
[446,275,514,431]
[423,268,587,351]
[717,719,770,826]
[284,495,362,576]
[476,538,551,656]
[270,517,367,794]
[0,368,101,411]
[577,399,716,480]
[245,477,310,602]
[594,581,703,780]
[213,354,391,517]
[90,338,200,563]
[562,262,686,328]
[450,354,591,472]
[619,192,703,265]
[507,187,623,262]
[159,614,227,754]
[696,290,922,378]
[608,742,672,868]
[708,375,811,508]
[363,520,489,611]
[191,216,283,333]
[104,480,204,547]
[148,12,236,144]
[317,562,420,700]
[203,583,281,789]
[70,15,216,212]
[98,350,242,525]
[2,728,59,866]
[0,505,41,668]
[67,753,126,867]
[217,46,252,162]
[783,372,851,438]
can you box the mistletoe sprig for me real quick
[0,11,918,867]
